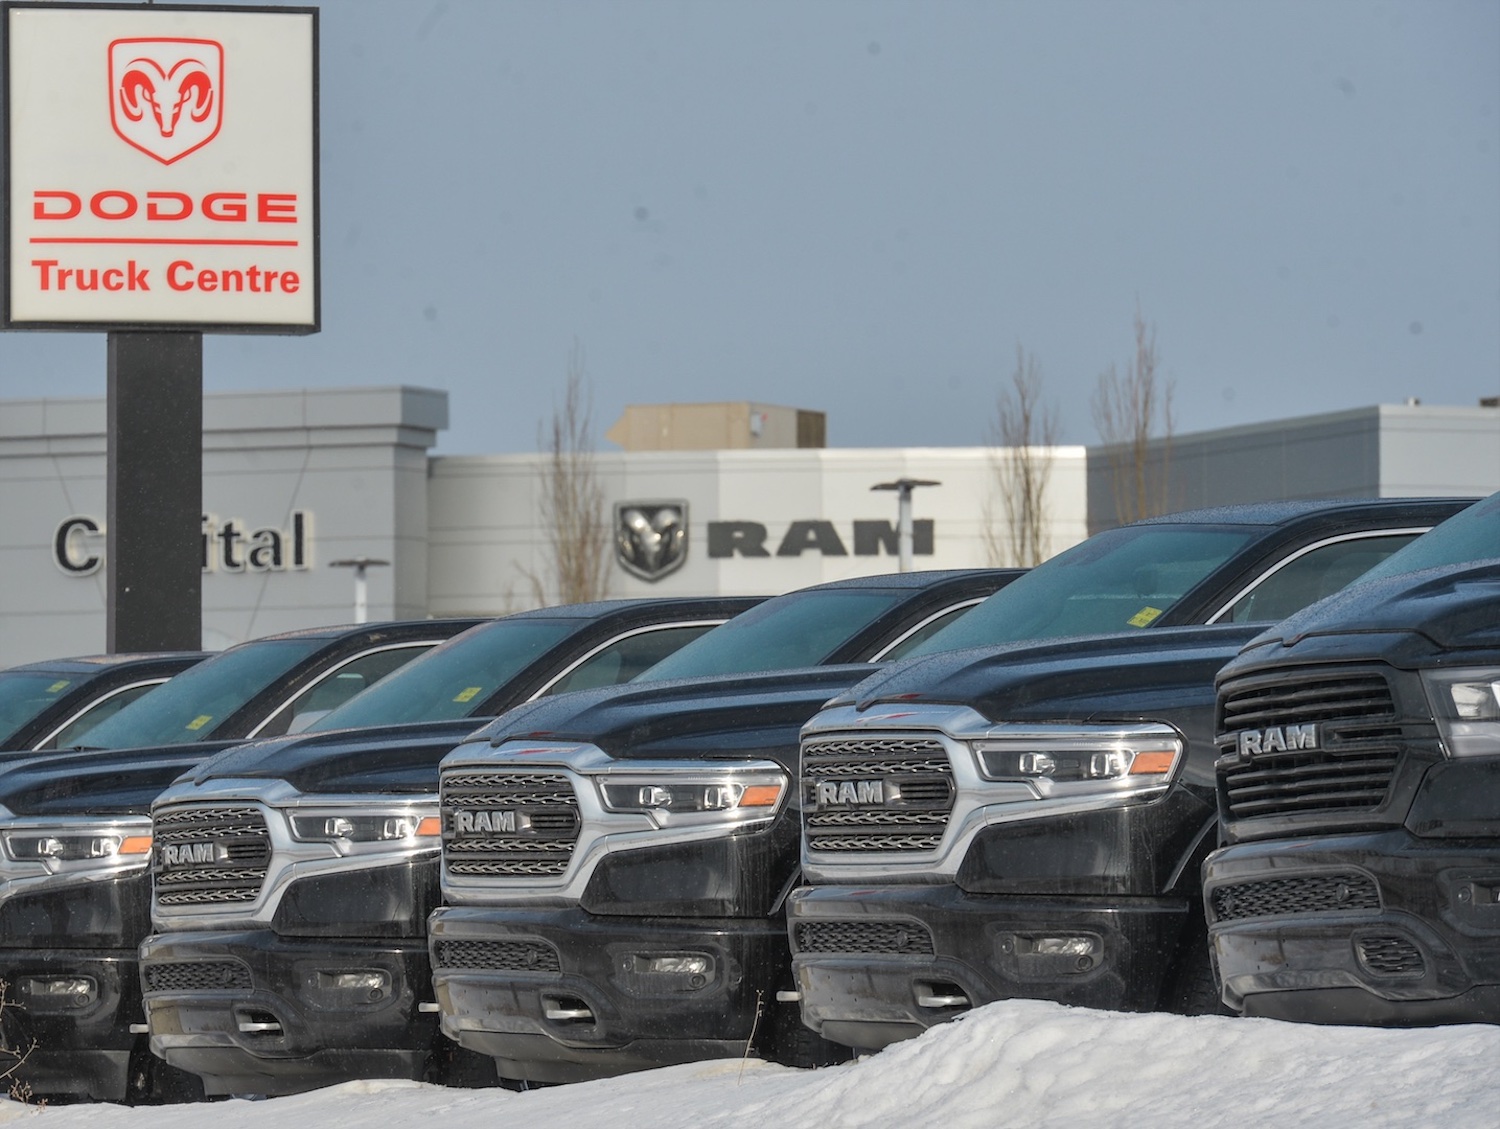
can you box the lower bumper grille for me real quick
[432,939,561,973]
[793,919,936,956]
[142,960,253,993]
[1210,873,1380,923]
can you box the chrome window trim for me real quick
[869,598,988,662]
[35,676,171,749]
[527,618,730,700]
[245,639,450,738]
[1205,526,1434,624]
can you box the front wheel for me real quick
[760,989,854,1069]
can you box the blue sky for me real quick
[3,0,1497,455]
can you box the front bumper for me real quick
[428,905,788,1084]
[786,883,1188,1051]
[0,946,140,1101]
[1204,831,1500,1025]
[139,929,438,1096]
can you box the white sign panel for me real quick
[3,3,318,332]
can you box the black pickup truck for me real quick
[784,497,1479,1053]
[1204,491,1500,1025]
[431,497,1467,1082]
[0,616,486,1103]
[136,573,1013,1099]
[133,595,758,1099]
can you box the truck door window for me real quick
[541,624,719,696]
[1224,533,1423,623]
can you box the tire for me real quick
[125,1040,206,1105]
[763,993,854,1069]
[1162,917,1234,1017]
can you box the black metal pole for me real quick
[106,331,203,652]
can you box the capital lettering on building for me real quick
[54,512,313,576]
[4,4,318,332]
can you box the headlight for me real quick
[596,768,786,828]
[0,819,153,875]
[972,725,1182,799]
[1423,668,1500,758]
[288,807,441,847]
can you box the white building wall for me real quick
[426,446,1090,613]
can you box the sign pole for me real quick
[106,331,202,652]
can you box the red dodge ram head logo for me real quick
[109,38,223,165]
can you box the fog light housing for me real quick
[17,975,97,1009]
[1000,933,1104,977]
[616,951,717,994]
[314,969,391,1002]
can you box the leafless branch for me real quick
[529,342,610,605]
[984,345,1058,566]
[1091,305,1175,523]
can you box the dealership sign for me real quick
[3,2,318,331]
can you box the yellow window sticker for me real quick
[452,687,482,703]
[1128,606,1163,628]
[46,680,71,694]
[185,714,214,731]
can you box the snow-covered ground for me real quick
[4,1000,1496,1128]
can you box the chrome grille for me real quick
[1219,670,1401,821]
[441,770,580,879]
[793,919,935,955]
[142,960,253,993]
[802,735,953,855]
[153,804,271,907]
[432,938,561,973]
[1209,873,1380,923]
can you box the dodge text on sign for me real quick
[4,4,319,332]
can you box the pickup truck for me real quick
[133,595,761,1099]
[1204,491,1500,1024]
[431,497,1468,1081]
[0,616,485,1103]
[783,497,1479,1052]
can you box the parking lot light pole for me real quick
[329,558,390,624]
[871,478,941,572]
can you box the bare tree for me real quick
[984,346,1058,566]
[530,343,610,605]
[1092,306,1175,524]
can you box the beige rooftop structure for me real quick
[606,402,826,451]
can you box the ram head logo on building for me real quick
[615,502,688,582]
[109,38,224,164]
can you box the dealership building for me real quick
[1,386,1496,666]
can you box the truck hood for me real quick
[179,719,486,794]
[0,741,242,817]
[837,624,1263,725]
[1234,559,1500,667]
[460,664,880,763]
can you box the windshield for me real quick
[1355,492,1500,583]
[0,669,77,747]
[906,525,1256,655]
[635,589,909,681]
[76,637,326,749]
[307,618,577,729]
